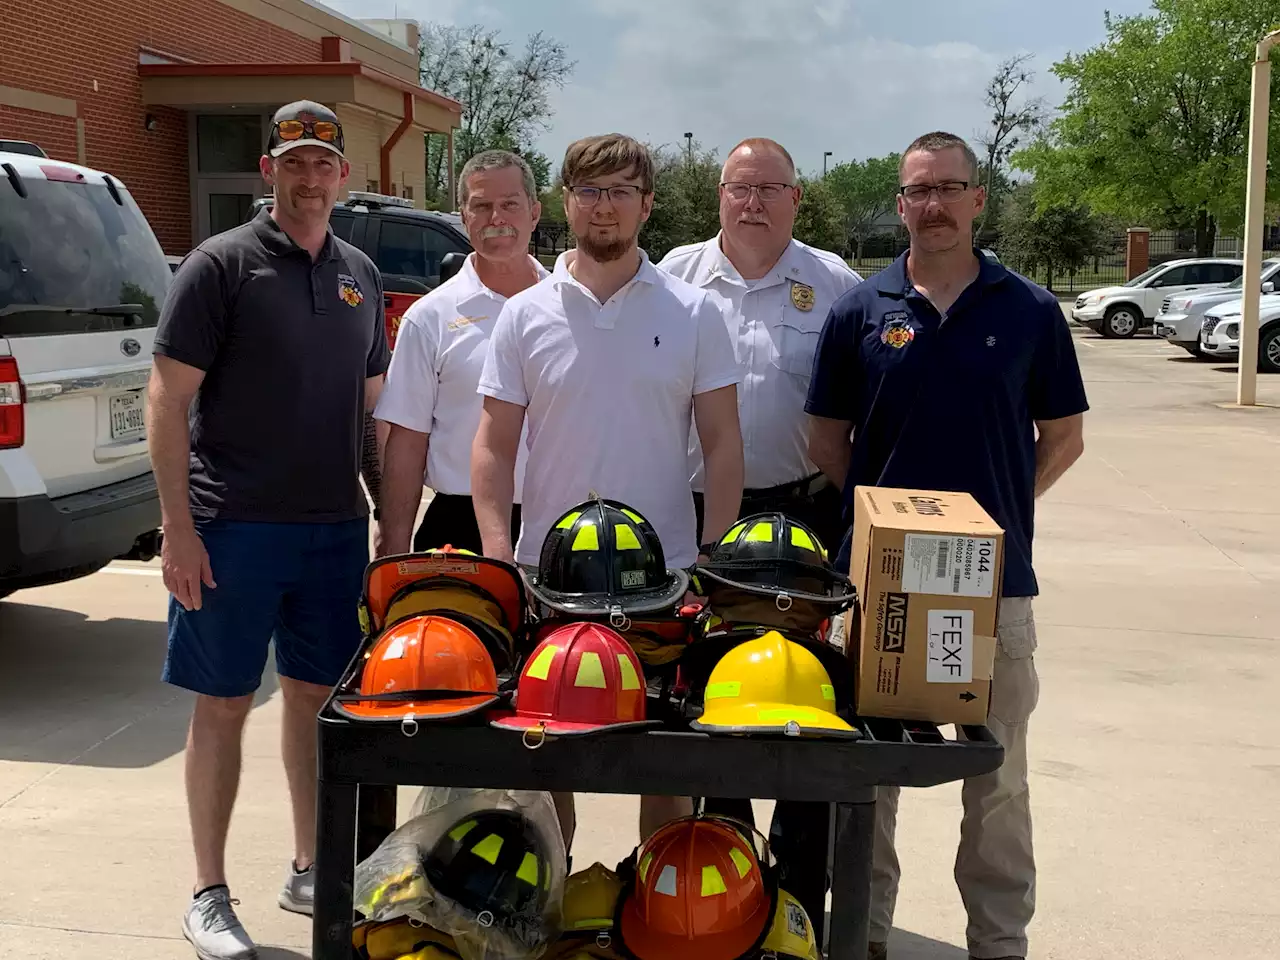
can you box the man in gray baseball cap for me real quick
[266,99,346,158]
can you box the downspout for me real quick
[380,91,415,196]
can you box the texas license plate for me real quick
[110,390,146,440]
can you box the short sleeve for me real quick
[805,297,862,421]
[1029,301,1089,421]
[692,290,743,395]
[478,302,529,406]
[153,250,226,371]
[373,304,441,433]
[365,269,390,378]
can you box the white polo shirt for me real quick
[374,253,547,499]
[478,249,741,568]
[659,235,863,490]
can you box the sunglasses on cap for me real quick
[274,118,342,145]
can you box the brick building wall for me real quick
[1,0,320,252]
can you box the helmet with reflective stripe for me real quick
[760,888,820,960]
[695,513,855,610]
[491,622,657,738]
[688,631,856,739]
[616,816,775,960]
[530,498,689,620]
[561,862,624,933]
[423,809,555,937]
[383,577,517,673]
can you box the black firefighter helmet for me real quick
[529,498,689,620]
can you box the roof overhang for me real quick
[138,61,461,133]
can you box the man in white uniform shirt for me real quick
[472,133,745,841]
[374,151,546,556]
[658,136,862,942]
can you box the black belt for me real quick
[742,472,831,502]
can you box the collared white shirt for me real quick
[478,249,741,568]
[374,253,548,499]
[659,235,863,490]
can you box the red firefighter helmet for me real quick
[490,622,656,738]
[617,816,775,960]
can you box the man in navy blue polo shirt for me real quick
[806,131,1087,960]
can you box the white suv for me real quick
[1071,258,1243,338]
[0,151,167,599]
[1154,259,1280,357]
[1200,294,1280,373]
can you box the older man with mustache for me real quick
[374,150,547,557]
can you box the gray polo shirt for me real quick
[154,209,390,524]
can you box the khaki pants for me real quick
[870,596,1040,959]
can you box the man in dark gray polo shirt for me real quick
[147,101,389,960]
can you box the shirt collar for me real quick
[251,207,339,262]
[455,252,550,312]
[550,247,660,299]
[875,248,1008,299]
[702,233,812,290]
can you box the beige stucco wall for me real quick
[336,103,427,207]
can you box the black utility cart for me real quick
[312,704,1004,960]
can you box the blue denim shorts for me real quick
[162,517,368,698]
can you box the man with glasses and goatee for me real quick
[149,100,388,960]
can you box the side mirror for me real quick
[1263,281,1275,294]
[439,251,467,285]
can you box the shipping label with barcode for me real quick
[926,609,973,683]
[901,534,997,597]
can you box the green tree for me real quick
[639,141,722,261]
[997,183,1118,292]
[418,23,575,206]
[792,177,846,256]
[824,155,901,261]
[975,54,1046,235]
[1014,0,1280,255]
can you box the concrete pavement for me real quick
[1,326,1279,959]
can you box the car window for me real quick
[374,219,461,284]
[329,211,356,242]
[1154,265,1189,287]
[0,174,170,335]
[1214,263,1243,283]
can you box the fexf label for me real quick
[901,535,997,597]
[926,610,973,683]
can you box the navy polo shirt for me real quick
[805,251,1088,597]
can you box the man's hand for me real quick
[162,525,215,611]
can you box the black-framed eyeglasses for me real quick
[898,181,971,203]
[568,184,646,205]
[720,181,796,202]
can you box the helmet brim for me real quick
[332,691,502,722]
[690,701,859,739]
[489,714,661,737]
[693,564,856,608]
[528,568,690,617]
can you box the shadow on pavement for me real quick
[821,915,967,959]
[258,948,311,960]
[0,598,277,768]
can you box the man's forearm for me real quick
[813,444,851,492]
[699,440,744,550]
[1034,435,1084,498]
[378,426,429,555]
[472,444,517,562]
[147,393,195,533]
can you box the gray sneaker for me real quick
[278,861,314,916]
[182,886,257,960]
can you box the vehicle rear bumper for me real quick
[0,471,160,587]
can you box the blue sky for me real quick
[326,0,1152,176]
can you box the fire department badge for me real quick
[880,319,915,349]
[337,273,364,307]
[790,282,815,312]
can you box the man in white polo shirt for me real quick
[374,150,547,557]
[472,132,744,840]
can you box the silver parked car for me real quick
[1154,258,1280,357]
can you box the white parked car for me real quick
[0,151,167,599]
[1071,258,1243,338]
[1199,294,1280,373]
[1154,258,1280,357]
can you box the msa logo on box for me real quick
[882,592,909,652]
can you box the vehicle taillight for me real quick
[0,356,25,449]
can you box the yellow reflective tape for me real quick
[568,917,615,931]
[757,708,820,722]
[574,651,607,688]
[471,833,504,864]
[572,524,600,551]
[745,521,774,543]
[729,847,753,879]
[526,645,559,680]
[556,511,583,530]
[704,681,741,700]
[721,522,746,545]
[821,684,836,701]
[617,654,641,691]
[701,865,727,897]
[615,524,642,550]
[790,526,818,552]
[622,508,645,524]
[516,852,540,886]
[448,819,478,842]
[638,852,653,885]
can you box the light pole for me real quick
[823,151,833,177]
[684,131,693,166]
[1237,27,1280,407]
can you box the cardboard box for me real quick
[845,486,1005,724]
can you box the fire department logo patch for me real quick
[337,273,364,307]
[880,318,915,349]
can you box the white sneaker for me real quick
[182,886,257,960]
[278,861,314,916]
